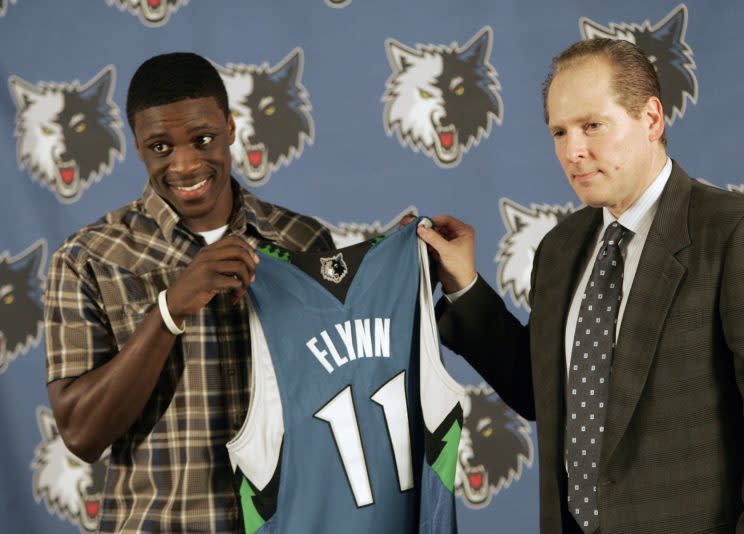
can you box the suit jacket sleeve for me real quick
[436,274,535,420]
[719,216,744,531]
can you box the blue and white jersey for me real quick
[227,219,464,534]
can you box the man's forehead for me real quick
[133,96,224,132]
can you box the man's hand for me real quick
[416,215,476,294]
[166,236,259,323]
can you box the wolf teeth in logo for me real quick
[316,206,418,248]
[580,4,697,125]
[9,66,125,203]
[0,239,46,374]
[0,0,17,16]
[105,0,187,27]
[456,384,533,508]
[383,27,503,168]
[216,48,313,186]
[496,199,576,311]
[32,406,108,532]
[320,253,348,284]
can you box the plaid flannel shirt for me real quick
[44,179,333,533]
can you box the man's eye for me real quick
[152,143,170,154]
[552,130,565,138]
[196,135,214,147]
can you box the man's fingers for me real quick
[203,236,260,264]
[417,224,450,254]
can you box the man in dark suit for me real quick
[418,39,744,533]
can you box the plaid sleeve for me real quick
[44,243,116,383]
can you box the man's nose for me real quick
[564,132,587,163]
[169,145,202,175]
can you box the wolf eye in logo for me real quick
[105,0,188,27]
[33,406,108,532]
[0,239,46,374]
[580,4,697,125]
[216,48,313,187]
[9,66,125,203]
[0,0,17,16]
[456,384,534,508]
[316,206,418,248]
[320,253,348,284]
[383,27,503,168]
[496,199,576,311]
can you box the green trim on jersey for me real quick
[240,477,267,534]
[257,243,291,262]
[431,420,461,493]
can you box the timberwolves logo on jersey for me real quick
[105,0,188,27]
[216,49,313,186]
[0,240,46,374]
[456,384,534,508]
[316,206,418,248]
[496,199,576,311]
[32,406,108,533]
[383,27,503,168]
[580,4,697,125]
[8,66,125,203]
[0,0,17,16]
[320,253,348,283]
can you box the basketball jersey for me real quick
[226,218,464,533]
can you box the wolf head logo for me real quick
[316,206,418,248]
[216,49,313,187]
[496,199,576,311]
[8,66,125,203]
[0,0,17,16]
[320,253,348,284]
[456,384,533,508]
[579,4,697,125]
[105,0,188,27]
[0,240,46,374]
[383,27,503,168]
[32,406,108,532]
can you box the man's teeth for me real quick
[174,179,207,192]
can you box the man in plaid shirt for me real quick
[44,52,333,533]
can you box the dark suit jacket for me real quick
[438,162,744,533]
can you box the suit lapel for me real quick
[532,207,602,465]
[601,162,692,465]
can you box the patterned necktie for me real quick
[565,222,628,533]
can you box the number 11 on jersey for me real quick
[314,371,414,507]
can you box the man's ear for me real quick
[228,114,236,145]
[644,96,665,143]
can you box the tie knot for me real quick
[602,222,627,249]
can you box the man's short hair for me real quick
[126,52,229,129]
[542,38,666,146]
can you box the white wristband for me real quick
[158,290,185,335]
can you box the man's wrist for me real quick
[444,274,479,303]
[158,290,185,335]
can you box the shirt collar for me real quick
[602,156,672,239]
[142,177,281,244]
